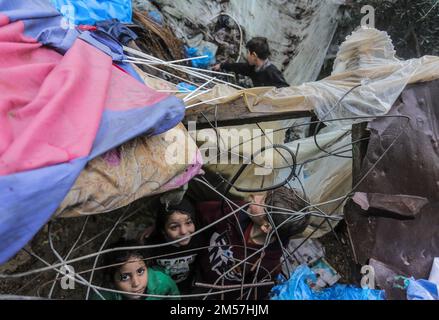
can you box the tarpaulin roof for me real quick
[51,0,133,25]
[0,0,185,264]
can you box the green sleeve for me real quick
[149,268,181,300]
[167,275,181,298]
[159,270,181,299]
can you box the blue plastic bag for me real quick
[51,0,133,25]
[177,83,197,93]
[185,46,215,69]
[407,278,439,300]
[148,10,164,25]
[270,265,385,300]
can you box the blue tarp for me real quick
[271,265,386,300]
[51,0,132,25]
[0,0,184,265]
[185,46,216,69]
[407,278,439,300]
[96,19,138,45]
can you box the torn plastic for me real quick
[182,28,439,128]
[407,278,439,300]
[403,259,439,300]
[271,265,385,300]
[147,0,342,85]
[185,45,217,69]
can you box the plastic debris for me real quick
[271,265,385,300]
[284,239,325,269]
[185,46,216,69]
[310,258,341,289]
[148,10,164,25]
[405,259,439,300]
[407,278,439,300]
[177,83,197,93]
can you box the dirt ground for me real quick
[319,221,359,285]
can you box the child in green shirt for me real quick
[92,239,180,300]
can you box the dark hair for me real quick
[103,239,151,280]
[265,187,310,238]
[156,198,197,232]
[246,37,271,60]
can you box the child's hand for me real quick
[249,194,267,215]
[248,193,272,235]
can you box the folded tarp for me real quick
[51,0,132,25]
[0,0,185,264]
[96,19,138,45]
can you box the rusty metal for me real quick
[346,79,439,291]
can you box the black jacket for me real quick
[221,62,289,88]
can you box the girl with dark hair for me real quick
[92,239,179,300]
[142,198,206,296]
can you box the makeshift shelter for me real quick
[0,0,194,264]
[1,0,439,302]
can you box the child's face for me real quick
[247,51,258,65]
[164,211,195,246]
[248,194,272,234]
[113,256,148,300]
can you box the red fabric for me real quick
[0,17,111,175]
[78,25,97,31]
[0,15,170,176]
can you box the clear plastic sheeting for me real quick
[314,28,439,126]
[276,127,352,238]
[184,28,439,128]
[143,0,342,85]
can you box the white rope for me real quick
[124,46,244,90]
[183,78,216,102]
